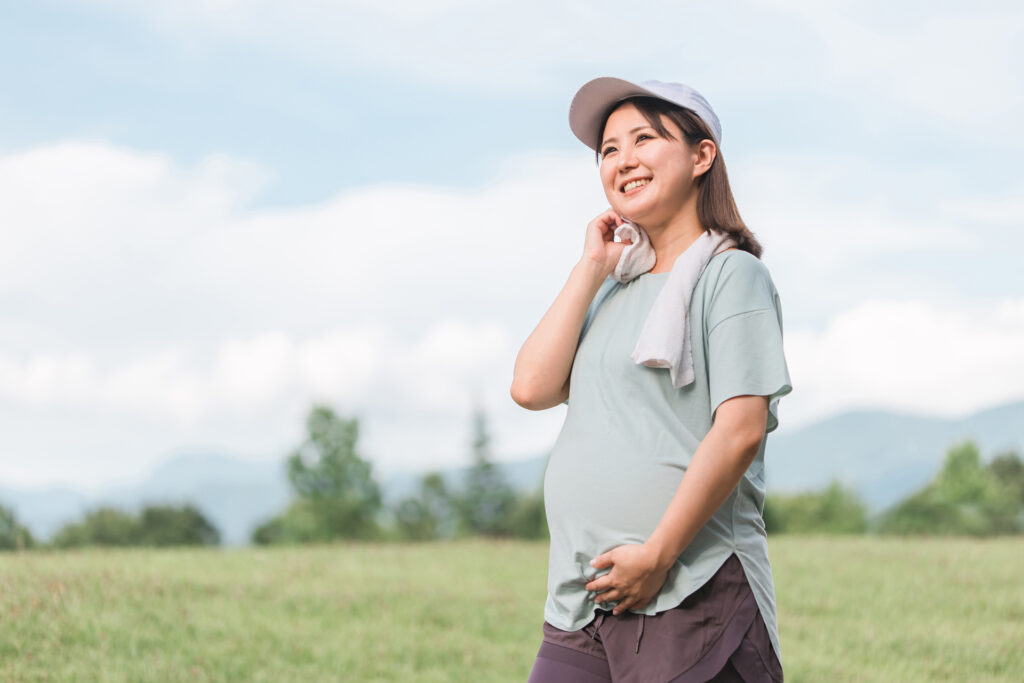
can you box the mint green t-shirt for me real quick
[544,249,793,665]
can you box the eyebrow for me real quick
[601,125,653,148]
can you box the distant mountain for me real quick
[766,400,1024,510]
[0,484,91,545]
[99,453,292,546]
[2,400,1022,545]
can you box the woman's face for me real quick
[598,102,697,229]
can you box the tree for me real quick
[252,499,325,545]
[138,504,220,547]
[988,450,1024,506]
[51,506,141,548]
[0,503,35,551]
[878,440,1020,536]
[50,503,220,548]
[763,480,868,534]
[394,472,456,541]
[252,404,383,544]
[762,495,785,534]
[505,485,549,540]
[453,404,517,537]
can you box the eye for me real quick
[636,133,653,142]
[600,145,617,158]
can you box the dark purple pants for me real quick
[527,553,783,682]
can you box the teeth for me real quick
[623,179,650,192]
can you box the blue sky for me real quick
[1,0,1022,490]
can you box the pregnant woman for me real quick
[511,78,793,682]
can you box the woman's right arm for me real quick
[510,209,627,411]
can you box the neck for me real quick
[634,199,705,273]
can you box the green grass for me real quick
[1,536,1021,681]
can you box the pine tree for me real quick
[454,401,516,537]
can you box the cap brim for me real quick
[568,77,664,152]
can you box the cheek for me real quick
[653,159,689,190]
[600,168,619,201]
[664,152,693,182]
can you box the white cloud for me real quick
[736,152,986,263]
[0,141,269,295]
[785,297,1024,425]
[0,139,604,485]
[0,322,510,423]
[755,0,1024,133]
[74,0,1024,141]
[76,1,812,94]
[2,138,1022,487]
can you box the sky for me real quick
[1,0,1022,492]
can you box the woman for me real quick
[511,78,793,682]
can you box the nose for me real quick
[616,143,638,173]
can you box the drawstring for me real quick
[589,609,645,652]
[589,610,607,640]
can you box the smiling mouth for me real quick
[621,178,650,194]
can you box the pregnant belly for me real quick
[543,442,685,546]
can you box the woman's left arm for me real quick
[584,394,768,615]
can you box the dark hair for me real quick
[597,96,764,259]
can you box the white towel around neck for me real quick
[611,221,738,388]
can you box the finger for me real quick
[592,581,619,600]
[590,553,613,570]
[596,209,623,234]
[592,208,618,227]
[612,596,636,616]
[585,576,613,592]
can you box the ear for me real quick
[693,139,717,178]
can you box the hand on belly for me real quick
[583,542,670,615]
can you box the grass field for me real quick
[2,536,1022,682]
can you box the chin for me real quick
[619,206,657,227]
[625,201,677,229]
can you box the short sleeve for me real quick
[563,277,620,406]
[705,254,793,432]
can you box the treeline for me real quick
[0,503,220,551]
[0,402,545,552]
[766,440,1024,536]
[3,411,1022,552]
[251,404,547,544]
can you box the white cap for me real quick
[568,77,722,151]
